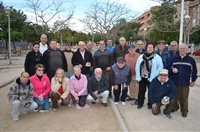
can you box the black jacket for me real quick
[72,49,93,75]
[113,45,129,62]
[87,75,109,100]
[24,51,42,76]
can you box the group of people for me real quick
[7,34,198,122]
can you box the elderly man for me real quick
[148,69,176,119]
[135,40,146,54]
[42,40,68,80]
[86,40,96,57]
[113,37,129,63]
[7,71,38,122]
[110,57,132,105]
[39,34,49,55]
[87,68,109,107]
[168,43,198,118]
[72,41,93,78]
[156,40,171,68]
[169,41,179,57]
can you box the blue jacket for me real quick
[106,45,114,53]
[156,49,171,68]
[148,77,176,104]
[135,53,163,82]
[167,54,198,87]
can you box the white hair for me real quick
[179,43,188,50]
[94,68,102,74]
[170,41,178,46]
[73,65,81,71]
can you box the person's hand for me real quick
[114,85,118,90]
[172,68,178,73]
[75,96,79,101]
[38,94,44,101]
[96,98,100,103]
[19,96,24,101]
[93,90,98,96]
[58,99,62,104]
[152,103,157,110]
[79,64,82,68]
[190,82,195,87]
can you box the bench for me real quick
[0,49,22,59]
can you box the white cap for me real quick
[159,69,168,74]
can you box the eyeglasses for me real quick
[159,74,167,77]
[37,69,44,72]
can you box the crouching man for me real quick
[148,69,176,119]
[87,68,109,107]
[7,71,38,122]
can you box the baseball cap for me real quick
[159,69,168,74]
[129,45,135,49]
[117,57,125,63]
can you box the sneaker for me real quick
[137,105,142,109]
[53,108,58,112]
[102,103,108,107]
[91,101,96,104]
[13,116,19,122]
[182,113,187,118]
[126,97,135,101]
[164,114,172,119]
[121,102,126,106]
[114,102,119,105]
[33,108,38,112]
[21,110,28,114]
[39,110,49,113]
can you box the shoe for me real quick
[21,110,28,114]
[33,108,38,112]
[53,108,58,111]
[102,103,108,107]
[13,116,19,122]
[91,101,96,104]
[121,102,126,106]
[114,102,119,105]
[134,100,138,105]
[182,113,187,118]
[126,97,135,101]
[147,105,152,109]
[137,105,142,109]
[39,110,49,113]
[164,114,172,119]
[171,108,176,113]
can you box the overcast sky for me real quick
[2,0,160,32]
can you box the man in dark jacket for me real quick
[87,68,109,107]
[148,69,176,119]
[72,41,93,78]
[113,37,129,63]
[42,40,68,80]
[168,43,197,118]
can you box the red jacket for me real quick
[30,74,51,98]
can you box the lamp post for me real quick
[4,7,12,64]
[179,0,185,45]
[143,28,147,44]
[184,14,190,45]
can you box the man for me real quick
[72,41,93,78]
[106,38,114,53]
[168,43,197,118]
[124,45,140,104]
[156,40,171,68]
[39,34,48,55]
[135,40,145,54]
[42,40,68,80]
[7,71,38,122]
[113,37,129,63]
[169,41,179,57]
[109,57,132,105]
[86,40,97,57]
[148,69,176,119]
[87,68,109,107]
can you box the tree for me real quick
[81,0,131,38]
[190,29,200,45]
[26,0,74,33]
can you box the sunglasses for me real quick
[159,74,167,77]
[37,69,44,71]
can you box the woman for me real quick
[70,65,88,108]
[50,68,70,111]
[30,64,51,112]
[24,42,42,76]
[135,42,163,109]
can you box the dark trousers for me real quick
[70,93,87,107]
[173,86,189,113]
[113,84,128,102]
[138,78,151,107]
[152,100,174,115]
[50,92,70,109]
[103,71,112,96]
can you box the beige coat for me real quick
[51,77,70,99]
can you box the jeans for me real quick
[10,100,38,117]
[33,97,49,110]
[87,90,109,103]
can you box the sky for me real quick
[2,0,160,32]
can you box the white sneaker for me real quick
[21,110,28,114]
[39,109,49,113]
[114,102,119,105]
[121,102,126,106]
[33,108,38,112]
[13,116,19,122]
